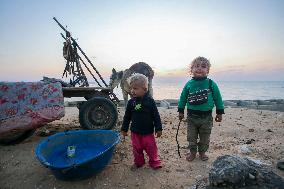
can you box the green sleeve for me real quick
[178,82,189,113]
[212,81,224,114]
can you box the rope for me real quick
[176,120,182,158]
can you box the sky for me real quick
[0,0,284,82]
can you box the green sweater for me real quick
[178,77,224,115]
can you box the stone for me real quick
[208,155,284,188]
[238,145,254,154]
[256,100,276,105]
[248,128,254,132]
[266,129,273,132]
[277,160,284,171]
[224,101,237,107]
[160,100,171,109]
[237,100,258,107]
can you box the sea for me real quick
[151,79,284,101]
[65,79,284,102]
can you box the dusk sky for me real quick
[1,0,284,82]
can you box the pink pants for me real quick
[131,132,162,169]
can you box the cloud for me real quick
[155,68,188,77]
[211,65,246,74]
[151,63,284,81]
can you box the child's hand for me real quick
[215,114,222,122]
[155,131,162,138]
[121,131,128,139]
[178,113,184,120]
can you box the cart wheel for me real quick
[79,97,118,130]
[0,129,36,145]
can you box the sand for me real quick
[0,107,284,189]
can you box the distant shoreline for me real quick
[64,99,284,112]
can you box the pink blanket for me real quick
[0,81,65,135]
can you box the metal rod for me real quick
[54,17,108,87]
[53,17,67,33]
[54,17,119,102]
[60,33,102,87]
[71,39,108,87]
[78,56,102,87]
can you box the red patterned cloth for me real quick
[0,81,65,135]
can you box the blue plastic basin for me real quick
[35,130,120,180]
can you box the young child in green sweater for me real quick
[178,56,224,161]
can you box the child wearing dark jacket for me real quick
[121,73,162,169]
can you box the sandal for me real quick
[199,152,209,161]
[186,152,196,161]
[152,165,162,170]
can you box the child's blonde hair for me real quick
[189,56,211,75]
[127,73,149,90]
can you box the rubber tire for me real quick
[79,97,118,130]
[0,129,36,145]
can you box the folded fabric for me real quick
[0,81,65,135]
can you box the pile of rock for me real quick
[224,99,284,112]
[157,99,284,112]
[63,99,284,112]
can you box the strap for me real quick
[209,79,214,100]
[186,79,213,102]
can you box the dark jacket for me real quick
[121,93,162,135]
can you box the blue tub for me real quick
[35,130,120,180]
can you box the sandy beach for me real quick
[0,106,284,189]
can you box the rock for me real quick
[247,157,272,166]
[160,100,171,109]
[256,104,284,112]
[270,99,284,104]
[163,99,178,106]
[187,175,208,189]
[238,145,254,154]
[224,101,237,107]
[176,168,185,172]
[36,127,57,137]
[237,100,258,107]
[256,100,276,105]
[187,185,198,189]
[208,155,284,188]
[245,139,255,144]
[266,129,273,132]
[248,173,255,180]
[209,155,252,187]
[248,128,254,132]
[277,160,284,171]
